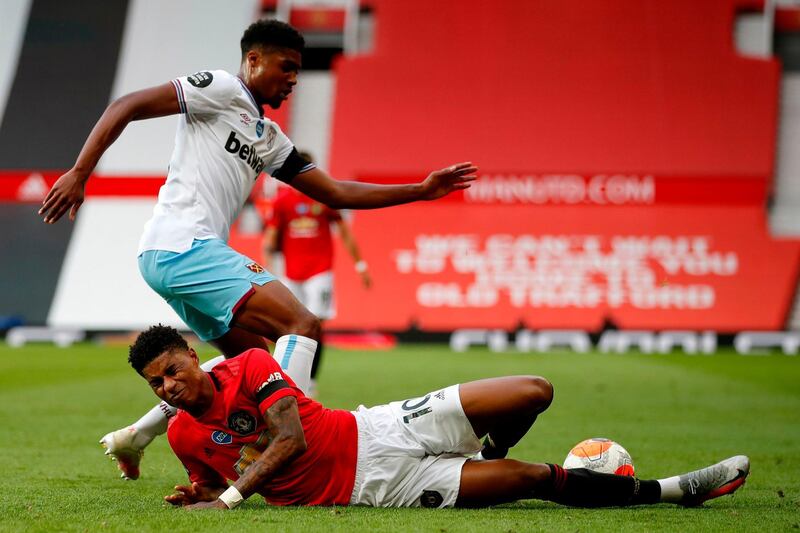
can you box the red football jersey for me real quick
[267,186,342,281]
[167,349,358,506]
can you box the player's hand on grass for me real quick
[38,168,88,224]
[165,482,223,507]
[420,162,478,201]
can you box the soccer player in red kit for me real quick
[263,178,371,395]
[129,325,749,510]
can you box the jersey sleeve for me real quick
[241,349,299,414]
[269,143,316,183]
[172,70,239,118]
[167,417,228,487]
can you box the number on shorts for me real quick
[401,395,430,410]
[401,394,432,424]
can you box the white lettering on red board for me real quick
[464,174,655,205]
[394,234,738,310]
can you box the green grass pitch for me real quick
[0,342,798,532]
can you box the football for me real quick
[563,438,635,476]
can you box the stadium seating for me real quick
[330,0,779,181]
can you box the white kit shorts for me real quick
[282,271,335,320]
[349,384,482,508]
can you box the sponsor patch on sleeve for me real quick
[187,71,213,88]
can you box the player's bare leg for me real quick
[211,326,270,357]
[232,281,320,394]
[459,376,553,459]
[457,460,551,507]
[456,455,749,508]
[233,281,321,340]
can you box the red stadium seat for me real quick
[330,0,779,182]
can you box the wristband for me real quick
[355,260,368,273]
[218,486,244,509]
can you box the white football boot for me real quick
[99,426,154,480]
[678,455,750,506]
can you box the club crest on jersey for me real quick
[255,120,264,138]
[420,490,444,508]
[228,411,257,435]
[240,113,253,126]
[246,262,264,273]
[187,71,213,88]
[211,430,233,445]
[266,125,277,150]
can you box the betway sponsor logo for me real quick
[465,174,655,205]
[225,131,266,174]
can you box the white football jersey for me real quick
[138,69,313,254]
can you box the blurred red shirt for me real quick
[266,186,342,281]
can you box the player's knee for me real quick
[522,376,554,411]
[511,461,551,488]
[293,311,321,341]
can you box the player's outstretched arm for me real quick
[185,396,307,510]
[289,162,478,210]
[39,83,180,224]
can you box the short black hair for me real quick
[240,19,305,58]
[128,324,189,375]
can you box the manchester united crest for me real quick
[246,262,264,273]
[227,411,257,435]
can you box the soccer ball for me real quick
[563,437,635,476]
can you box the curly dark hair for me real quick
[240,19,305,58]
[128,324,189,375]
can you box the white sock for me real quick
[200,355,226,372]
[307,378,318,399]
[657,475,683,502]
[131,355,226,442]
[273,335,316,396]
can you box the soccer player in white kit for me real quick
[38,20,478,479]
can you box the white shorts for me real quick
[349,384,482,508]
[282,271,335,320]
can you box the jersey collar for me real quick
[236,76,264,118]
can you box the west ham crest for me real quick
[246,262,264,274]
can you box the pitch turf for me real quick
[0,342,798,532]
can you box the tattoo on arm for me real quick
[231,396,306,500]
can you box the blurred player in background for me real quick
[128,325,750,510]
[263,151,371,397]
[37,19,477,479]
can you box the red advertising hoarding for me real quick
[326,203,800,332]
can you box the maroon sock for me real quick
[542,464,660,507]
